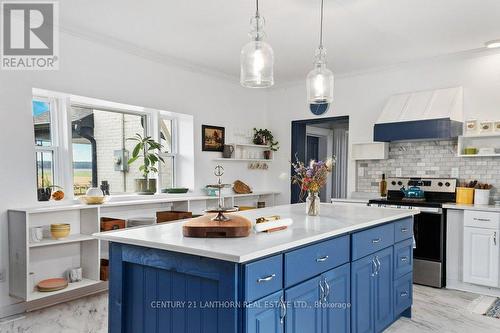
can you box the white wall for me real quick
[266,50,500,204]
[0,31,269,310]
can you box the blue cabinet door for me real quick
[351,255,375,333]
[285,276,322,333]
[246,291,284,333]
[323,263,350,333]
[374,247,394,333]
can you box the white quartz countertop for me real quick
[93,203,417,263]
[443,203,500,212]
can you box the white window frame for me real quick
[33,89,185,199]
[158,113,177,189]
[33,96,65,192]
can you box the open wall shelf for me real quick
[457,133,500,158]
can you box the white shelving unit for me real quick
[8,191,280,310]
[8,207,106,310]
[457,133,500,157]
[215,143,275,162]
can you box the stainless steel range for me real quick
[368,177,457,288]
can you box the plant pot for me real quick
[37,188,51,201]
[263,150,272,160]
[134,179,157,195]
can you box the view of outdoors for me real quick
[33,101,174,198]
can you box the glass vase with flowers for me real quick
[291,156,335,216]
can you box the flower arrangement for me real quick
[291,156,335,215]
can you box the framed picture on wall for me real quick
[202,125,225,152]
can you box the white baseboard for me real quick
[447,279,500,298]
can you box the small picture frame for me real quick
[202,125,225,152]
[465,119,477,133]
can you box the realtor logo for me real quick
[1,1,59,70]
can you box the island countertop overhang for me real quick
[93,203,417,263]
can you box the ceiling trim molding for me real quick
[59,24,241,85]
[272,46,500,89]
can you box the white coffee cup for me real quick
[30,227,43,243]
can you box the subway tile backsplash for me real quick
[356,140,500,201]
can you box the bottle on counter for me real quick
[379,173,387,197]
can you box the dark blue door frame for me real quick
[290,116,349,204]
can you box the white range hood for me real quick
[374,87,464,142]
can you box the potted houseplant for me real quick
[127,133,165,195]
[291,157,335,216]
[253,128,279,159]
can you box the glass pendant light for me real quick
[307,0,334,104]
[240,0,274,88]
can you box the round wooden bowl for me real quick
[50,223,70,239]
[80,196,106,205]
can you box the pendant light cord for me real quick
[319,0,324,48]
[256,0,259,17]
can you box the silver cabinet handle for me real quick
[316,255,329,262]
[400,291,408,297]
[319,279,325,302]
[375,256,381,275]
[401,256,409,263]
[323,278,330,303]
[279,295,286,324]
[371,258,377,277]
[474,218,491,222]
[494,232,497,246]
[400,228,408,233]
[257,274,276,283]
[372,238,382,244]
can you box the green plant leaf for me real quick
[127,155,139,165]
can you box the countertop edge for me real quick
[443,203,500,212]
[93,210,417,263]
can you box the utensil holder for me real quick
[474,189,491,205]
[456,187,474,204]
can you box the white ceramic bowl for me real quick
[86,187,104,197]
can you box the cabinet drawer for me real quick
[394,218,413,243]
[394,273,412,317]
[284,235,349,288]
[244,254,283,302]
[464,210,500,229]
[394,238,413,280]
[352,224,395,261]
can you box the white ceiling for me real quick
[61,0,500,82]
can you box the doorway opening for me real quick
[291,116,349,204]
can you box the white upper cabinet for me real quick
[376,87,463,124]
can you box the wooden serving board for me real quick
[37,278,68,292]
[183,214,252,238]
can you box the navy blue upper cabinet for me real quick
[285,276,323,333]
[246,291,284,333]
[351,255,376,333]
[323,263,351,333]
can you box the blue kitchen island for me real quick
[95,204,417,333]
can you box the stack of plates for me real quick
[50,223,70,239]
[37,278,68,292]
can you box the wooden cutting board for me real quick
[183,214,252,238]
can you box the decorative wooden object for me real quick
[156,211,193,223]
[37,278,68,292]
[100,217,126,231]
[183,213,252,238]
[233,180,252,194]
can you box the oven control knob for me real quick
[397,181,403,186]
[438,182,443,187]
[445,182,451,187]
[391,181,397,186]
